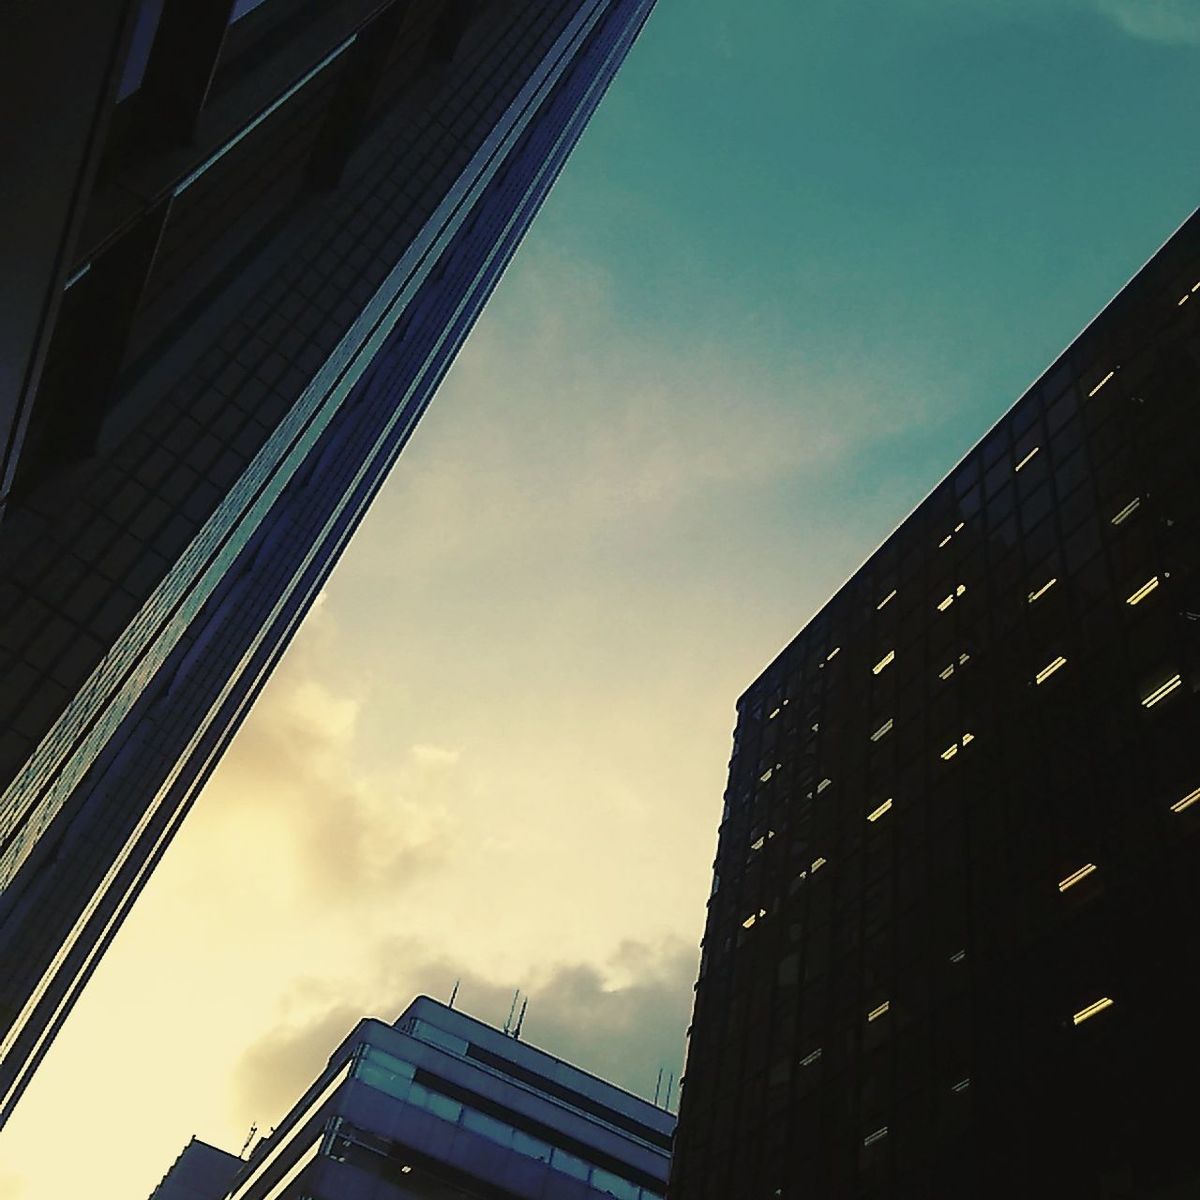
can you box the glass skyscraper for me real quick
[0,0,655,1127]
[670,208,1200,1198]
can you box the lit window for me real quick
[1035,656,1068,685]
[1141,674,1183,708]
[816,777,832,794]
[742,907,767,930]
[867,798,893,823]
[951,1078,970,1093]
[1015,446,1040,472]
[1111,497,1141,526]
[1072,997,1114,1026]
[1088,369,1116,398]
[811,856,827,872]
[768,706,781,720]
[938,663,955,681]
[949,949,966,963]
[940,732,974,761]
[1170,786,1200,814]
[1180,293,1191,307]
[863,1127,888,1147]
[938,532,952,549]
[869,718,893,742]
[937,594,954,613]
[1126,577,1159,606]
[1027,577,1057,603]
[826,646,841,662]
[799,1048,822,1067]
[867,1000,889,1022]
[1057,863,1097,892]
[872,649,895,675]
[877,589,897,610]
[750,831,775,852]
[760,768,774,783]
[959,651,970,665]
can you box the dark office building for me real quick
[154,995,674,1199]
[669,208,1200,1199]
[149,1137,243,1200]
[0,0,655,1126]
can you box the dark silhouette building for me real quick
[0,0,655,1127]
[153,995,674,1199]
[149,1137,242,1200]
[670,208,1200,1199]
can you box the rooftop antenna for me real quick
[664,1071,674,1112]
[238,1122,258,1158]
[653,1066,664,1106]
[503,989,520,1036]
[513,997,528,1040]
[448,979,460,1009]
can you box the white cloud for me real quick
[411,743,462,768]
[1097,0,1200,43]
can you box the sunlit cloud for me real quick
[1097,0,1200,44]
[232,935,697,1125]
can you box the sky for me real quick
[2,1,1198,1196]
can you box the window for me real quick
[1126,576,1160,605]
[1027,577,1057,603]
[551,1147,590,1180]
[1057,863,1097,892]
[863,1126,888,1146]
[873,650,895,675]
[951,1078,970,1093]
[1015,446,1040,472]
[592,1168,639,1200]
[867,799,893,823]
[1035,656,1068,685]
[1072,997,1114,1025]
[799,1047,822,1067]
[1142,675,1182,708]
[870,718,893,742]
[1170,786,1200,814]
[877,589,897,610]
[1111,497,1141,526]
[463,1108,512,1146]
[867,1000,890,1022]
[1088,369,1117,398]
[513,1130,552,1162]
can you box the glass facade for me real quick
[213,996,674,1200]
[0,0,656,1127]
[670,208,1200,1199]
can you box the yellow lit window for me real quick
[938,663,955,681]
[742,907,767,930]
[867,798,893,823]
[1088,369,1116,398]
[759,768,773,783]
[940,743,958,761]
[816,777,832,794]
[877,588,897,610]
[867,1000,890,1022]
[1126,577,1159,606]
[1057,863,1097,892]
[1111,497,1141,526]
[938,532,952,548]
[811,856,827,872]
[826,645,841,662]
[1142,674,1183,708]
[1035,656,1067,685]
[1170,786,1200,814]
[872,649,895,675]
[1072,997,1114,1026]
[1027,577,1057,603]
[1014,446,1040,472]
[870,718,893,742]
[768,706,781,720]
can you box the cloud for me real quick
[197,607,457,904]
[1097,0,1200,43]
[231,936,697,1124]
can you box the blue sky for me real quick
[3,4,1197,1197]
